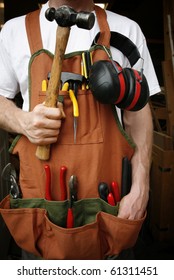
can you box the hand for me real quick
[117,183,149,220]
[21,102,65,145]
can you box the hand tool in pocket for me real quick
[42,80,47,92]
[44,164,52,200]
[61,72,84,143]
[121,157,132,198]
[107,192,115,206]
[61,72,84,93]
[61,81,79,143]
[111,181,120,203]
[69,88,79,143]
[98,182,109,202]
[82,51,93,79]
[82,51,93,89]
[67,175,78,228]
[35,6,95,161]
[60,166,67,200]
[1,163,22,199]
[98,182,115,205]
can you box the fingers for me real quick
[35,103,64,120]
[23,103,65,145]
[117,192,146,220]
[58,102,66,119]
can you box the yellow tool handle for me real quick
[42,80,47,92]
[62,82,69,91]
[82,52,87,79]
[35,26,70,161]
[69,89,79,117]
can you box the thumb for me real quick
[58,102,66,119]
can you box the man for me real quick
[0,0,160,258]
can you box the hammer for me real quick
[35,6,95,160]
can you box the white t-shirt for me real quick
[0,1,160,112]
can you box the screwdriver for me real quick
[98,182,115,206]
[82,51,92,89]
[69,88,79,143]
[121,157,132,198]
[111,181,120,203]
[42,80,47,92]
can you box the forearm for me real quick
[0,95,25,134]
[118,103,153,219]
[0,95,64,145]
[125,103,153,193]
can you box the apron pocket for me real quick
[0,195,45,257]
[40,214,101,260]
[99,211,146,257]
[58,90,104,145]
[0,196,144,259]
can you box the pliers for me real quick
[62,82,79,143]
[44,164,52,200]
[67,175,78,228]
[59,166,67,200]
[1,163,22,199]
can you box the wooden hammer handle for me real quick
[35,26,70,161]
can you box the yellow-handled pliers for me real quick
[62,82,79,143]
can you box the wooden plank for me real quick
[152,144,174,167]
[150,144,174,241]
[167,14,174,76]
[162,60,174,137]
[152,107,168,120]
[153,131,173,150]
[163,0,174,61]
[149,101,163,132]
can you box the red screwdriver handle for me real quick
[111,181,120,203]
[60,166,67,200]
[44,164,52,200]
[107,192,115,206]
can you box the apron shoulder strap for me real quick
[94,5,111,48]
[25,9,43,54]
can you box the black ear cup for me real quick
[88,60,122,104]
[88,60,149,111]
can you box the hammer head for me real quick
[45,5,95,30]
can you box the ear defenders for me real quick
[88,31,150,111]
[88,60,149,111]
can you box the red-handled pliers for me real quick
[60,166,67,200]
[44,164,52,200]
[67,175,77,228]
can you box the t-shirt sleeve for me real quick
[0,26,20,99]
[133,38,161,96]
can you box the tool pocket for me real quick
[40,214,101,259]
[0,195,45,257]
[57,89,104,145]
[99,212,146,257]
[0,195,144,259]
